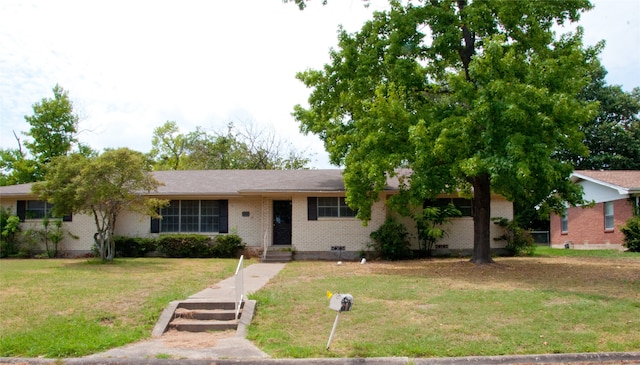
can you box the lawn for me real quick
[0,258,240,357]
[1,251,639,359]
[247,251,640,358]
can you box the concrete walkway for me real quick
[82,262,287,361]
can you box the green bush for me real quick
[621,216,640,252]
[114,236,157,257]
[156,234,213,258]
[492,217,536,256]
[212,234,245,258]
[0,209,21,258]
[369,218,412,260]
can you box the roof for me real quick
[572,170,640,194]
[0,169,401,198]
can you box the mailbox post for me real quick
[326,292,353,350]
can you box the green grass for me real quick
[2,252,639,359]
[0,258,243,358]
[535,245,640,258]
[247,255,640,358]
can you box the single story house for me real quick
[0,169,512,259]
[550,170,640,250]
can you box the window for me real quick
[307,197,356,220]
[561,208,568,233]
[604,201,614,231]
[425,198,473,217]
[153,200,228,233]
[16,200,71,221]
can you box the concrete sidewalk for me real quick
[81,262,287,361]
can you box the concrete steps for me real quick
[166,301,243,333]
[262,248,293,263]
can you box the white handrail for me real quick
[234,255,244,320]
[262,229,268,261]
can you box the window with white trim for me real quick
[604,201,614,230]
[561,208,568,233]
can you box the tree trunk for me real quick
[470,173,494,264]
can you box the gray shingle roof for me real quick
[0,169,400,198]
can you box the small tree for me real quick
[414,203,462,257]
[24,217,77,258]
[33,148,167,261]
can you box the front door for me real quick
[273,200,292,245]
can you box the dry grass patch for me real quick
[248,256,640,358]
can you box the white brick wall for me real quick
[2,192,512,256]
[291,193,387,253]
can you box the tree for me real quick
[566,67,640,170]
[293,1,600,263]
[148,121,311,170]
[0,84,80,185]
[149,121,187,170]
[32,148,167,261]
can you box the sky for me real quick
[1,0,638,169]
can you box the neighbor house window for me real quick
[152,200,228,233]
[307,197,357,220]
[425,198,473,217]
[561,208,568,233]
[604,201,614,231]
[16,200,72,221]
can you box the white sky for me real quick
[1,0,638,169]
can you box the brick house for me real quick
[0,169,512,259]
[550,170,640,250]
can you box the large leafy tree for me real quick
[1,84,80,185]
[293,0,600,263]
[32,148,166,261]
[569,67,640,170]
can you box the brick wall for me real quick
[550,198,634,249]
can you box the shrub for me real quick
[115,236,157,257]
[1,210,21,258]
[212,234,245,258]
[492,217,536,256]
[156,234,213,258]
[369,218,412,260]
[621,216,640,252]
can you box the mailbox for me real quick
[329,293,353,312]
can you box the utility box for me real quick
[329,293,353,312]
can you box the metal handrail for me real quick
[262,229,268,261]
[234,255,244,320]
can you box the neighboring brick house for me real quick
[550,170,640,250]
[0,169,512,259]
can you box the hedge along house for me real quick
[0,169,512,259]
[550,170,640,250]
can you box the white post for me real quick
[234,255,244,320]
[326,312,341,350]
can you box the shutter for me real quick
[17,200,26,222]
[219,200,229,233]
[150,217,160,233]
[307,197,317,221]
